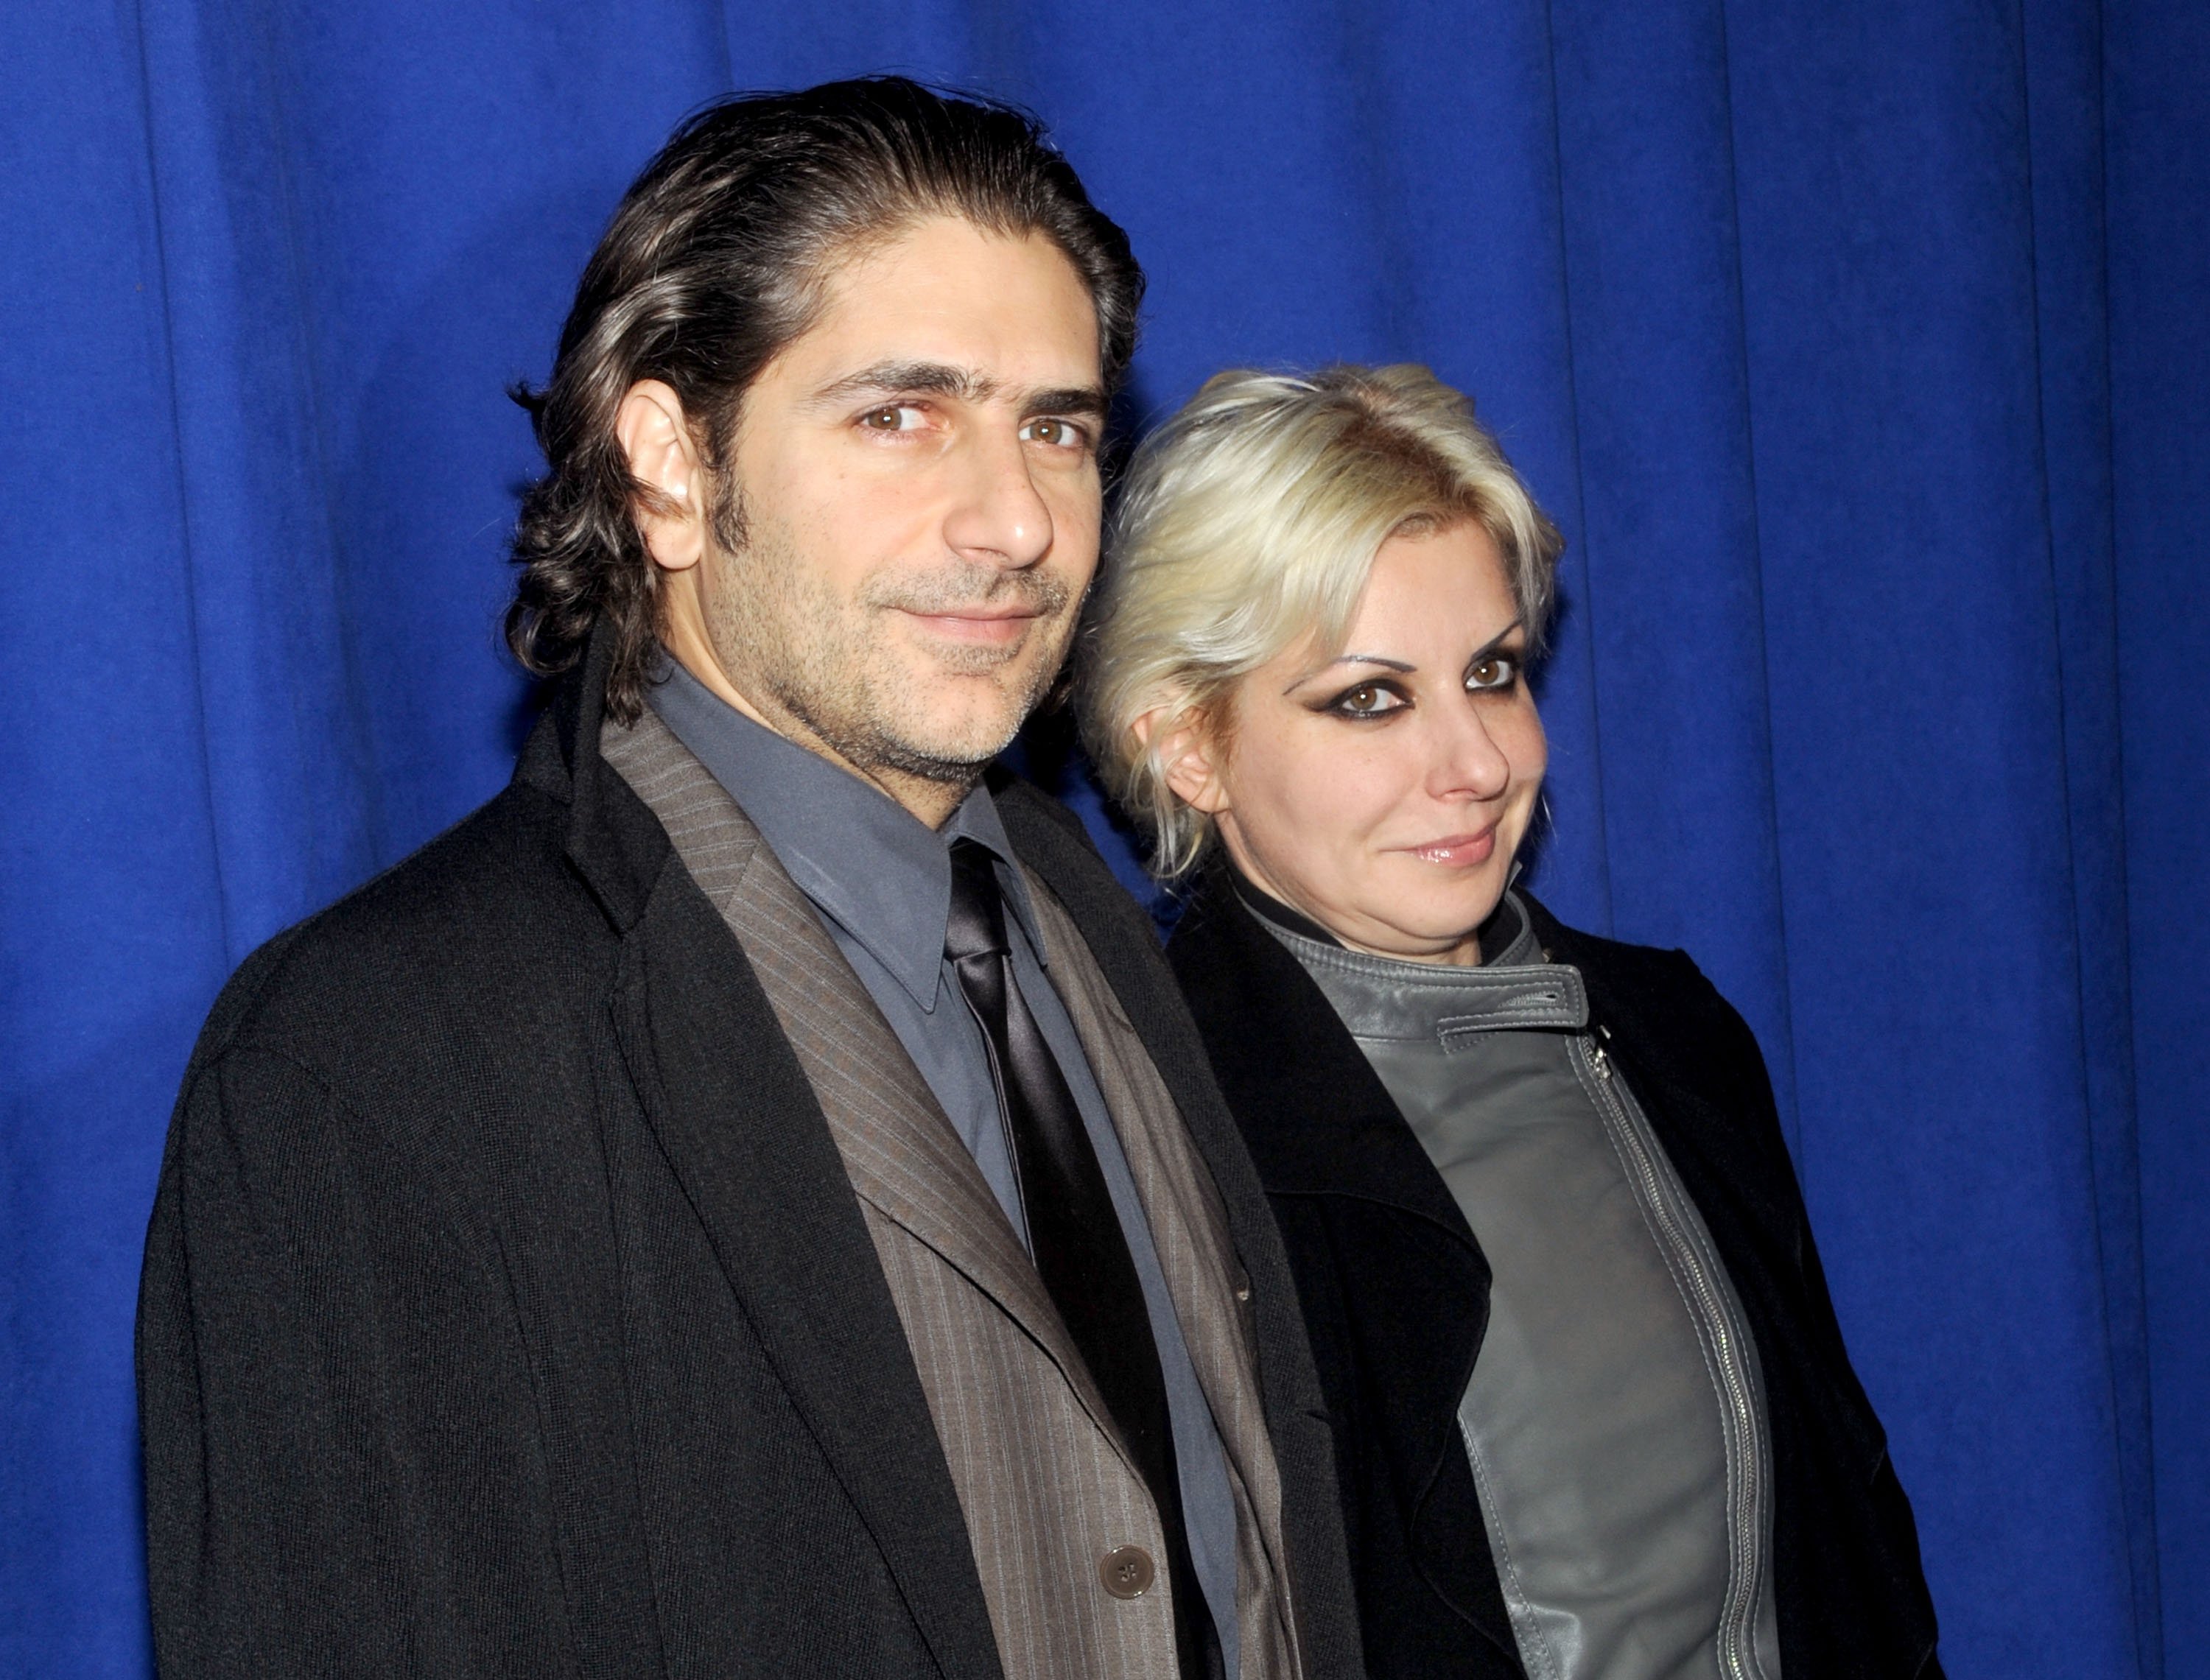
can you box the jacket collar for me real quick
[513,622,670,937]
[648,654,1048,1010]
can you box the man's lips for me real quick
[1395,829,1498,868]
[897,605,1043,644]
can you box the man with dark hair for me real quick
[138,79,1362,1680]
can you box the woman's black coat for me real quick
[1167,875,1942,1680]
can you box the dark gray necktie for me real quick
[943,838,1221,1680]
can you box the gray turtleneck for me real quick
[1255,892,1782,1680]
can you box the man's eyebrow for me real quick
[1022,385,1110,419]
[804,362,1107,419]
[807,361,996,407]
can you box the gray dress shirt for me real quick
[1258,893,1781,1680]
[648,660,1239,1675]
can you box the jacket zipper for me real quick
[1577,1037,1775,1680]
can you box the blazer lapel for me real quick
[718,827,1133,1433]
[573,718,1001,1680]
[603,711,1131,1461]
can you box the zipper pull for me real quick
[1590,1043,1613,1080]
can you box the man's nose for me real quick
[941,425,1055,569]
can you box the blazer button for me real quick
[1099,1544,1156,1600]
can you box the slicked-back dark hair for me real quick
[506,77,1144,722]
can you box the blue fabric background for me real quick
[2,4,2202,1676]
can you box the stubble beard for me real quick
[704,512,1078,792]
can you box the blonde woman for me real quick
[1081,366,1939,1680]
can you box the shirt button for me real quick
[1099,1544,1156,1600]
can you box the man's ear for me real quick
[1134,705,1230,816]
[615,379,708,572]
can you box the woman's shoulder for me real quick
[1165,866,1271,969]
[1521,894,1705,990]
[1518,893,1769,1088]
[1163,868,1355,1036]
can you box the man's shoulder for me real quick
[989,770,1095,849]
[992,775,1120,904]
[992,775,1179,966]
[191,775,612,1086]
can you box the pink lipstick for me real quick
[1403,829,1496,868]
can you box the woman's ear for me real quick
[1135,706,1231,816]
[615,379,708,572]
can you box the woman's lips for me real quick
[1400,829,1497,868]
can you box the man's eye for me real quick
[1020,417,1089,449]
[1333,683,1407,718]
[859,404,925,432]
[1467,656,1518,692]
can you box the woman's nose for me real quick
[1428,700,1513,801]
[941,426,1055,569]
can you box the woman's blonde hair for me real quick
[1079,363,1562,879]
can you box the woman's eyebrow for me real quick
[1287,619,1528,695]
[1323,653,1417,673]
[1464,619,1527,666]
[1285,653,1415,695]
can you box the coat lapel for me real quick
[1163,869,1523,1665]
[1166,867,1484,1251]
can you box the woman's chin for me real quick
[1380,864,1507,924]
[1336,898,1506,964]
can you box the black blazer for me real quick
[136,635,1364,1680]
[1168,871,1942,1680]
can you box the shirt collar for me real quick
[645,654,1043,1011]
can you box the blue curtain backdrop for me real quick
[2,3,2202,1676]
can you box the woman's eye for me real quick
[1333,683,1406,717]
[1467,656,1518,692]
[859,404,925,432]
[1020,417,1088,449]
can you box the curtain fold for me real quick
[2106,1,2210,1668]
[1,3,2199,1675]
